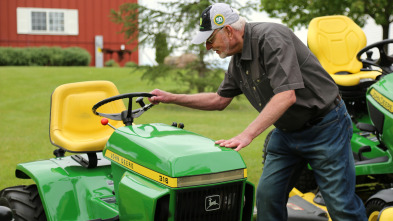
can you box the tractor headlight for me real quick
[177,169,247,187]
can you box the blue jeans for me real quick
[256,100,367,221]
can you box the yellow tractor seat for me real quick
[329,71,381,87]
[50,81,125,155]
[308,15,381,86]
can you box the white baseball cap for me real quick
[191,3,240,44]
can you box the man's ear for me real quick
[224,25,233,39]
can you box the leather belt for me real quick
[304,95,342,128]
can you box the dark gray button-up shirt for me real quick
[217,22,339,132]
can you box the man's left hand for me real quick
[215,134,252,151]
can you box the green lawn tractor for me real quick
[0,81,255,221]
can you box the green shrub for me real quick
[48,47,65,66]
[124,61,138,68]
[0,48,10,65]
[0,47,29,65]
[105,59,119,67]
[30,47,59,66]
[0,46,91,66]
[62,47,91,66]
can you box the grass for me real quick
[0,66,271,190]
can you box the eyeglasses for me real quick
[206,27,224,44]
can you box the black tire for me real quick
[366,198,391,219]
[262,130,273,165]
[0,185,46,221]
[294,168,318,193]
[262,129,318,193]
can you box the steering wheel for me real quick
[356,39,393,74]
[92,92,154,126]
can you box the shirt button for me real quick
[246,70,249,75]
[259,103,262,106]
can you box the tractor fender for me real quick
[15,154,116,221]
[117,171,170,221]
[366,189,393,205]
[378,206,393,221]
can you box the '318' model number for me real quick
[159,175,169,184]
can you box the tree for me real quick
[154,32,170,64]
[110,0,258,93]
[260,0,393,40]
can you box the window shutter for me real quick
[16,8,31,34]
[65,9,79,35]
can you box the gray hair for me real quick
[230,16,247,31]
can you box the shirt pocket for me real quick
[239,81,263,112]
[252,73,274,105]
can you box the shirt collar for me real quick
[240,23,252,61]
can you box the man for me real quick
[149,3,367,221]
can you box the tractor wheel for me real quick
[0,185,46,221]
[262,130,273,165]
[366,199,391,221]
[294,169,318,193]
[262,129,318,193]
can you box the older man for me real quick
[149,3,367,221]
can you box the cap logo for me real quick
[214,14,225,26]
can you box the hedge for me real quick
[0,46,91,66]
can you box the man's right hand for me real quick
[149,89,232,111]
[149,89,173,104]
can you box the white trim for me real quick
[17,7,78,35]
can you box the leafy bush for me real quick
[0,47,29,65]
[62,47,91,66]
[104,59,119,67]
[124,61,138,68]
[0,46,91,66]
[154,32,171,64]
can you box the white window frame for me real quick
[17,7,78,35]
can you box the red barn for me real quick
[0,0,138,67]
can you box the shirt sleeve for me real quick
[217,58,243,98]
[262,28,305,94]
[217,71,243,98]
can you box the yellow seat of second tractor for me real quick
[308,15,381,86]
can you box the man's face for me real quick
[216,37,231,59]
[205,27,232,59]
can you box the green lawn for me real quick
[0,66,270,190]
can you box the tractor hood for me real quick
[369,74,393,103]
[367,74,393,148]
[104,123,246,179]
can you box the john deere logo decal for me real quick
[214,14,225,26]
[205,195,220,211]
[370,88,393,113]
